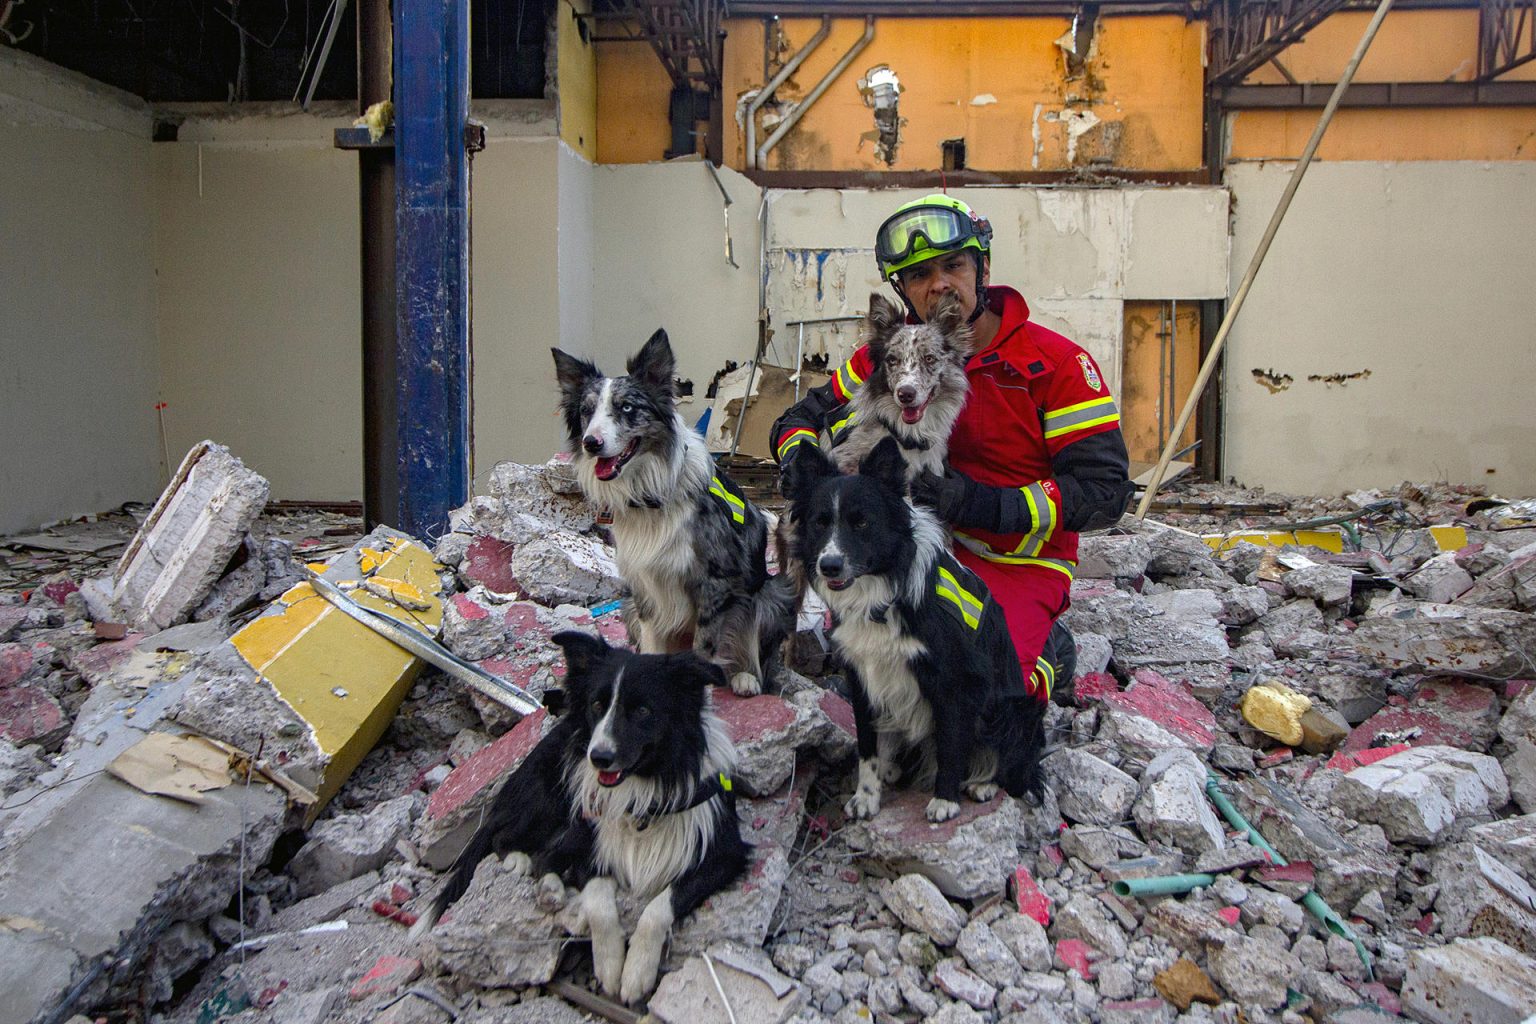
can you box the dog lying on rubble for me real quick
[783,437,1046,823]
[409,630,747,1006]
[552,329,796,696]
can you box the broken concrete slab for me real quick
[1231,776,1396,909]
[219,527,447,813]
[1401,551,1475,604]
[1088,669,1217,757]
[1043,747,1137,827]
[878,873,964,946]
[288,795,417,898]
[1284,563,1355,607]
[1332,744,1507,845]
[1400,936,1536,1024]
[1470,814,1536,884]
[1075,534,1152,580]
[1457,550,1536,611]
[650,944,806,1024]
[1132,748,1226,856]
[846,790,1024,900]
[110,441,270,632]
[713,689,817,797]
[422,862,565,988]
[1433,843,1536,955]
[1341,678,1501,756]
[1206,934,1303,1010]
[1351,602,1536,679]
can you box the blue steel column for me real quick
[393,0,472,539]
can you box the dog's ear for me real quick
[670,651,728,691]
[859,436,908,493]
[781,442,837,506]
[864,292,905,353]
[552,348,598,398]
[628,329,676,396]
[930,291,972,345]
[552,630,610,685]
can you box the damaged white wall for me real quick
[761,186,1231,404]
[1224,161,1536,496]
[0,50,162,535]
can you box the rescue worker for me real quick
[770,194,1134,703]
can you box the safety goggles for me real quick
[874,204,988,269]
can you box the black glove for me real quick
[911,466,996,526]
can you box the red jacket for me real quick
[773,286,1126,576]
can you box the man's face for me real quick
[896,251,988,323]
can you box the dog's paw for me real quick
[502,851,533,876]
[619,939,664,1006]
[964,782,999,802]
[845,790,881,820]
[594,948,626,999]
[536,872,565,912]
[729,671,762,697]
[925,797,961,822]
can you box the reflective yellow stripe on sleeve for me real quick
[1042,396,1120,440]
[776,428,819,461]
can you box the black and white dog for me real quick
[553,331,796,696]
[828,291,974,485]
[784,438,1046,822]
[410,631,748,1006]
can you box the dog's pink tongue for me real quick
[594,457,620,480]
[598,770,622,786]
[902,401,929,425]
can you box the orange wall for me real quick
[1231,9,1536,162]
[596,14,1205,171]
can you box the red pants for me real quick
[954,549,1071,702]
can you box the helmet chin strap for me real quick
[891,251,990,325]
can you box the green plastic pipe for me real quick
[1112,874,1218,899]
[1205,772,1375,981]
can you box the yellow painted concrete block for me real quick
[232,532,444,816]
[1429,525,1468,552]
[1204,529,1347,554]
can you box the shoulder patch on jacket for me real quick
[1076,353,1103,392]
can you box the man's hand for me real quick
[912,466,991,525]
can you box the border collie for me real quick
[828,291,974,485]
[552,331,795,696]
[784,438,1046,822]
[410,631,748,1006]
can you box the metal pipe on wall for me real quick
[745,16,831,171]
[757,17,875,170]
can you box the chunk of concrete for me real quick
[1352,603,1536,679]
[1284,563,1355,607]
[111,441,270,631]
[1132,748,1225,856]
[1341,678,1501,756]
[955,919,1025,989]
[1434,844,1536,956]
[1088,669,1217,755]
[288,795,416,899]
[1051,892,1128,958]
[847,790,1024,899]
[1043,747,1137,827]
[422,862,565,988]
[1333,745,1507,844]
[713,690,819,797]
[878,874,963,946]
[1076,535,1152,580]
[1470,814,1536,885]
[1206,934,1302,1010]
[1400,936,1536,1024]
[650,944,806,1024]
[990,911,1052,972]
[1401,552,1475,604]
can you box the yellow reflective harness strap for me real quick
[934,564,984,630]
[709,475,747,525]
[828,409,859,445]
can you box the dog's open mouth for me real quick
[900,397,932,424]
[823,576,851,591]
[593,439,639,481]
[596,769,625,787]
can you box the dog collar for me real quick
[875,415,933,452]
[632,771,733,831]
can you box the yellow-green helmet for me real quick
[874,194,993,281]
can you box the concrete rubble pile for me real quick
[5,460,1536,1024]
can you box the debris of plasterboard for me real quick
[858,65,902,166]
[110,441,270,631]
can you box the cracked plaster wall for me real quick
[1224,160,1536,495]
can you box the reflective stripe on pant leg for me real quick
[952,549,1069,703]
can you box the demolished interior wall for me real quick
[1223,160,1536,496]
[0,49,162,536]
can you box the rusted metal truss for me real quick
[1479,0,1536,79]
[1206,0,1353,85]
[593,0,726,91]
